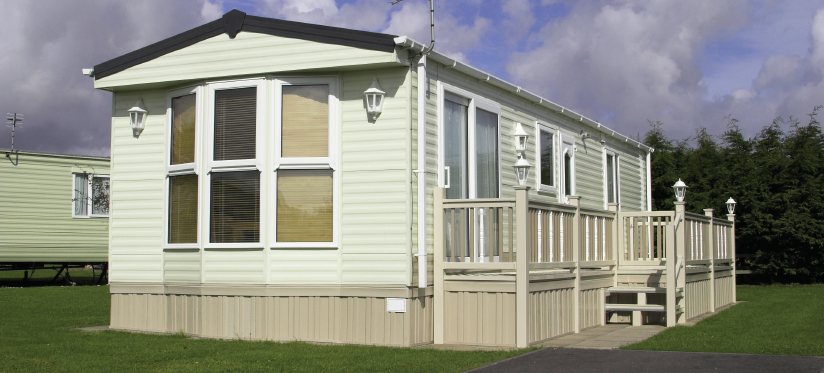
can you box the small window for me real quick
[276,170,333,242]
[73,173,109,218]
[538,126,555,190]
[606,153,619,204]
[564,153,572,196]
[168,174,198,244]
[171,94,196,165]
[281,85,329,158]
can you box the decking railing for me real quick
[434,187,736,346]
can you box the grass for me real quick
[0,268,102,286]
[0,285,532,373]
[623,285,824,356]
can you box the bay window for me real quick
[273,78,337,247]
[166,86,200,246]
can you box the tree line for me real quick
[644,106,824,284]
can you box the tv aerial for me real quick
[6,113,22,165]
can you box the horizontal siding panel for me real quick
[269,249,338,284]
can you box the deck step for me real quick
[605,304,666,312]
[607,286,666,294]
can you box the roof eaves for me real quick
[93,10,398,81]
[395,36,653,152]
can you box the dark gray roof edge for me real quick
[93,10,398,80]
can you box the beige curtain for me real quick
[282,85,328,158]
[169,174,198,243]
[171,94,196,164]
[277,170,332,242]
[210,171,260,243]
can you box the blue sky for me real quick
[0,0,822,155]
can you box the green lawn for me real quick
[0,285,531,372]
[0,268,102,286]
[623,285,824,356]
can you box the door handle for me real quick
[444,166,451,188]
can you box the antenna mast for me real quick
[391,0,435,56]
[6,113,22,165]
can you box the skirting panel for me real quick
[578,288,603,330]
[529,287,574,344]
[685,279,711,319]
[443,291,516,346]
[714,276,734,308]
[111,293,433,347]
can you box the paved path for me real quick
[540,324,665,349]
[469,349,824,373]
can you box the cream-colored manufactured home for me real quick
[92,10,736,347]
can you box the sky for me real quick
[0,0,822,156]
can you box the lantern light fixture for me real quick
[364,78,385,121]
[127,99,148,137]
[672,179,688,202]
[514,123,528,153]
[726,197,737,215]
[513,156,531,186]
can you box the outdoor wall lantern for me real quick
[672,179,688,202]
[726,197,737,215]
[364,78,385,121]
[514,123,528,153]
[127,99,148,137]
[513,156,531,186]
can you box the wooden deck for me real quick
[433,187,736,348]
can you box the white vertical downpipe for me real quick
[646,150,653,211]
[416,55,428,288]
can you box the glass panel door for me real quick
[444,98,468,200]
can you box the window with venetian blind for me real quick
[167,92,198,244]
[275,82,334,244]
[209,84,261,244]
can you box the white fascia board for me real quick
[394,36,654,153]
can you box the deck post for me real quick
[434,187,445,344]
[608,203,619,288]
[673,202,687,324]
[665,222,676,327]
[728,214,736,303]
[568,195,581,334]
[515,186,530,348]
[704,209,715,312]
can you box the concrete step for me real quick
[608,286,666,294]
[605,304,666,312]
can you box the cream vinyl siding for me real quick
[574,138,605,210]
[95,32,402,90]
[619,153,645,211]
[0,152,109,262]
[339,68,410,285]
[110,90,167,283]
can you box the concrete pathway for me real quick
[469,348,824,373]
[539,324,665,349]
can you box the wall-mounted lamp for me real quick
[580,130,592,140]
[127,100,148,138]
[673,179,688,202]
[514,123,528,153]
[726,197,736,215]
[364,78,385,121]
[513,156,531,186]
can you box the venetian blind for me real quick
[169,174,198,244]
[171,94,196,164]
[281,85,328,157]
[276,170,333,242]
[210,171,260,243]
[214,88,256,161]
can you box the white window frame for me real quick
[536,124,557,193]
[72,173,110,218]
[603,149,620,209]
[163,85,202,249]
[560,133,576,204]
[436,81,502,199]
[204,78,267,249]
[270,76,339,249]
